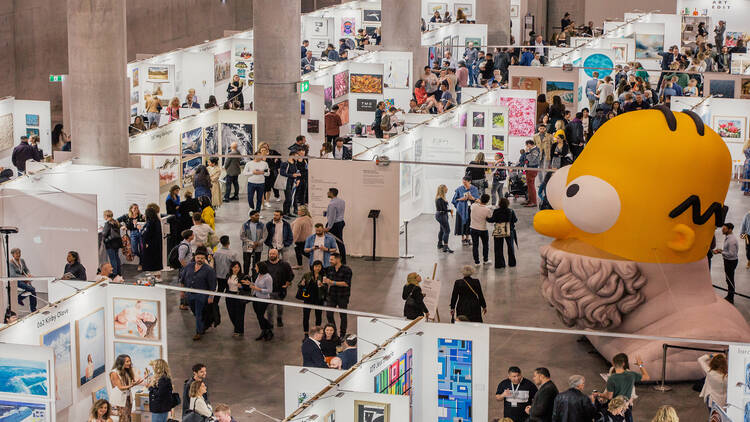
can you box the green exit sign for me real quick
[49,75,64,82]
[300,80,310,93]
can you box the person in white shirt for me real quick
[190,213,215,249]
[243,152,270,212]
[188,380,212,417]
[597,76,615,104]
[331,137,351,160]
[469,194,492,266]
[697,353,727,409]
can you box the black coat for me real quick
[182,378,208,415]
[403,284,429,319]
[449,277,486,322]
[148,376,174,413]
[529,381,559,422]
[552,388,596,422]
[302,337,327,368]
[299,272,325,305]
[141,219,163,271]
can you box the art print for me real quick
[471,134,484,150]
[181,127,202,155]
[214,51,231,83]
[350,74,383,94]
[147,66,169,82]
[133,68,139,87]
[25,114,39,127]
[428,3,447,15]
[0,357,49,398]
[333,71,349,98]
[354,400,390,422]
[492,112,506,128]
[0,399,46,421]
[611,43,628,62]
[341,17,356,36]
[113,298,160,341]
[312,37,329,51]
[511,76,542,95]
[25,128,39,138]
[492,135,505,151]
[713,116,746,143]
[472,111,485,128]
[156,156,179,187]
[221,123,253,156]
[113,342,162,394]
[363,10,381,22]
[499,97,536,137]
[546,81,575,110]
[335,100,349,125]
[742,78,750,99]
[634,33,664,59]
[41,324,72,410]
[454,3,472,17]
[76,308,106,387]
[234,41,252,59]
[710,79,735,99]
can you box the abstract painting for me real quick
[133,68,139,87]
[76,308,106,387]
[374,349,413,419]
[204,124,218,155]
[634,33,664,59]
[546,81,575,110]
[0,399,46,421]
[147,66,169,82]
[214,51,231,83]
[742,78,750,99]
[713,116,746,143]
[25,114,39,127]
[492,135,505,151]
[335,100,349,125]
[709,79,735,99]
[511,77,542,95]
[472,111,485,128]
[471,134,484,150]
[0,114,13,152]
[25,128,39,138]
[155,156,179,188]
[333,71,349,99]
[454,3,473,17]
[91,387,109,403]
[354,400,390,422]
[113,342,162,395]
[384,98,395,108]
[350,74,383,94]
[41,324,72,410]
[113,298,161,341]
[583,53,613,78]
[438,338,472,422]
[181,127,202,156]
[307,120,319,133]
[492,112,506,129]
[499,97,536,137]
[611,43,628,62]
[363,10,381,22]
[324,86,333,110]
[341,17,356,36]
[221,123,254,156]
[0,357,49,398]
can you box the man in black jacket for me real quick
[11,136,41,175]
[180,247,217,341]
[526,367,558,422]
[324,252,352,338]
[301,326,328,368]
[551,375,597,422]
[567,112,585,161]
[263,248,294,327]
[182,363,208,415]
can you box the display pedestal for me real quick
[365,209,381,261]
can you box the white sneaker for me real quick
[264,202,271,208]
[474,262,482,267]
[483,260,492,265]
[274,197,282,202]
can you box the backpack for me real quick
[380,113,391,131]
[492,222,511,238]
[168,243,188,270]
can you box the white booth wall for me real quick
[602,21,667,72]
[422,23,489,68]
[0,97,52,169]
[677,0,750,39]
[421,0,477,23]
[283,366,345,416]
[302,0,382,52]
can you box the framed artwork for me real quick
[1,113,13,152]
[333,71,349,98]
[465,37,482,48]
[76,307,106,387]
[221,123,253,156]
[113,342,162,394]
[546,81,575,110]
[204,124,218,155]
[354,400,390,422]
[341,17,356,36]
[234,41,252,59]
[741,78,750,99]
[509,5,519,17]
[498,96,536,137]
[471,134,484,150]
[335,100,349,125]
[611,43,628,62]
[363,10,381,22]
[181,127,203,155]
[709,79,735,98]
[311,37,328,51]
[511,76,542,95]
[438,338,472,422]
[41,324,73,410]
[356,98,378,112]
[25,114,39,126]
[374,349,413,395]
[713,116,746,143]
[634,33,664,59]
[130,90,139,105]
[454,3,473,17]
[492,112,506,128]
[324,86,333,109]
[214,51,231,83]
[427,2,447,15]
[472,111,485,128]
[384,98,395,108]
[155,157,179,187]
[350,74,383,94]
[311,18,328,35]
[133,68,139,87]
[91,387,109,403]
[365,26,378,36]
[0,399,47,421]
[25,128,39,138]
[0,356,49,398]
[182,157,202,184]
[113,298,161,341]
[307,119,320,133]
[583,53,614,78]
[147,66,169,82]
[492,135,505,151]
[131,107,138,118]
[324,410,335,422]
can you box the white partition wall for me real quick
[421,0,477,23]
[283,366,346,416]
[0,97,52,169]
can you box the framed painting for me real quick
[354,400,390,422]
[26,128,39,138]
[427,3,447,15]
[471,134,484,150]
[454,3,473,17]
[611,42,628,62]
[546,81,575,110]
[307,119,320,133]
[341,17,356,36]
[91,387,109,404]
[741,78,750,99]
[363,10,381,22]
[350,74,383,94]
[335,100,349,125]
[214,51,231,83]
[0,399,47,421]
[511,76,542,95]
[333,71,349,98]
[492,135,505,151]
[438,338,472,422]
[713,116,746,143]
[25,114,39,127]
[0,113,13,152]
[709,79,735,98]
[76,308,106,387]
[492,112,506,129]
[41,324,72,410]
[472,111,485,128]
[113,298,161,341]
[147,66,169,82]
[0,357,49,398]
[465,37,482,48]
[634,33,664,59]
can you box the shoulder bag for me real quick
[182,400,207,422]
[463,279,480,300]
[492,221,511,238]
[274,172,288,191]
[404,285,420,309]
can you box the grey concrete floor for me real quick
[157,184,750,422]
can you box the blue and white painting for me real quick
[204,124,218,156]
[634,34,664,59]
[0,358,48,398]
[42,324,72,410]
[0,399,46,422]
[583,53,613,78]
[113,342,162,394]
[76,308,106,387]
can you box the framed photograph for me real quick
[492,112,506,129]
[41,324,73,410]
[611,43,628,62]
[509,5,519,18]
[76,308,106,387]
[311,18,328,35]
[471,134,484,150]
[311,37,328,51]
[713,116,746,143]
[455,3,473,17]
[25,128,39,138]
[307,119,320,133]
[363,9,381,22]
[147,66,169,82]
[132,68,139,88]
[472,111,485,128]
[709,79,735,98]
[113,298,161,341]
[354,400,390,422]
[492,135,505,151]
[25,114,39,127]
[350,74,383,94]
[428,2,447,15]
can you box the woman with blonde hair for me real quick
[166,97,180,122]
[88,399,113,422]
[403,272,429,320]
[145,94,161,127]
[598,395,628,421]
[651,405,678,422]
[741,138,750,195]
[147,359,175,422]
[102,210,123,277]
[291,205,314,269]
[435,184,453,253]
[698,353,728,408]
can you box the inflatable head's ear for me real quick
[666,224,695,252]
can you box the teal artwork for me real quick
[583,53,613,78]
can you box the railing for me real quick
[653,343,728,392]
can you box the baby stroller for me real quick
[505,162,528,201]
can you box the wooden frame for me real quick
[113,297,162,341]
[75,307,106,387]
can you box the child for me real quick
[518,148,527,166]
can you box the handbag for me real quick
[274,174,288,190]
[182,400,208,422]
[296,278,310,301]
[171,392,181,409]
[492,222,511,238]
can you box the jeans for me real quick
[106,248,121,276]
[470,179,487,196]
[468,64,478,86]
[303,307,323,333]
[526,170,538,204]
[436,212,450,246]
[226,296,247,334]
[224,175,239,199]
[294,241,306,266]
[17,281,37,312]
[493,236,516,268]
[253,301,272,330]
[470,229,489,264]
[724,258,738,303]
[326,295,349,336]
[283,186,297,215]
[151,412,169,422]
[247,182,265,212]
[130,229,143,261]
[490,181,504,205]
[329,221,347,264]
[187,293,208,334]
[265,292,285,324]
[147,112,161,127]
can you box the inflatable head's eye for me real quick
[545,165,571,210]
[562,175,621,234]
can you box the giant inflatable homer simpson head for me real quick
[534,106,750,380]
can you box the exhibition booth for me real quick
[422,23,488,66]
[301,0,382,53]
[420,0,477,24]
[0,96,52,169]
[678,0,750,47]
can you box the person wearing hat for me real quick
[11,135,41,175]
[180,246,217,341]
[490,153,507,206]
[403,273,429,320]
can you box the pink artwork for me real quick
[499,97,536,137]
[333,71,349,99]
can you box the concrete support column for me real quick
[525,0,549,41]
[476,0,511,46]
[253,0,301,154]
[381,0,423,84]
[67,0,129,167]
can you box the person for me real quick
[550,133,569,169]
[489,153,507,206]
[325,105,343,146]
[741,211,750,269]
[182,364,208,416]
[109,355,142,422]
[714,20,726,50]
[176,229,194,269]
[88,399,113,422]
[182,93,200,109]
[243,150,269,212]
[304,223,338,269]
[164,185,184,252]
[551,375,596,422]
[741,140,750,196]
[249,261,274,340]
[11,135,41,175]
[225,261,250,336]
[600,353,649,421]
[496,366,538,422]
[599,396,629,422]
[325,188,347,264]
[566,112,585,160]
[147,359,175,422]
[100,210,123,278]
[469,194,492,266]
[320,323,339,359]
[213,236,238,294]
[299,260,326,336]
[263,248,294,328]
[291,206,314,269]
[302,326,327,368]
[403,272,429,320]
[301,50,315,74]
[466,152,488,195]
[651,406,679,422]
[373,101,386,138]
[450,265,487,322]
[62,250,87,280]
[525,367,558,422]
[331,137,352,160]
[188,380,212,418]
[227,75,244,107]
[435,184,454,253]
[560,12,571,32]
[118,204,145,267]
[192,165,211,201]
[180,246,217,341]
[9,248,36,312]
[697,353,727,409]
[324,252,351,338]
[190,213,216,249]
[265,210,294,259]
[488,198,518,268]
[52,123,70,151]
[263,143,283,206]
[533,124,553,171]
[240,210,265,276]
[429,10,442,22]
[206,157,222,207]
[523,140,541,207]
[222,142,242,202]
[141,204,163,272]
[129,116,147,136]
[213,403,237,422]
[337,334,358,370]
[204,95,218,109]
[452,177,479,246]
[165,97,180,122]
[714,222,739,303]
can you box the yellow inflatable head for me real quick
[534,107,730,263]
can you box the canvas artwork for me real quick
[182,157,202,184]
[509,5,519,17]
[341,17,356,36]
[499,97,536,137]
[428,2,447,15]
[471,134,484,150]
[0,357,49,398]
[350,74,383,94]
[234,42,252,59]
[0,399,46,422]
[311,19,328,35]
[25,128,39,138]
[76,308,106,387]
[214,51,231,83]
[492,135,505,151]
[204,124,218,155]
[634,33,664,59]
[156,157,179,187]
[113,298,161,341]
[546,81,575,110]
[324,410,335,422]
[742,78,750,99]
[147,66,169,82]
[400,148,413,196]
[384,98,395,108]
[131,107,138,118]
[307,120,319,133]
[465,37,482,48]
[710,79,735,98]
[363,9,381,22]
[312,37,328,51]
[511,76,542,95]
[181,127,203,156]
[221,123,253,156]
[324,87,333,110]
[113,342,162,394]
[91,387,108,403]
[335,100,349,125]
[611,43,628,62]
[357,98,378,112]
[41,324,72,410]
[130,90,139,105]
[333,71,349,98]
[492,112,506,129]
[133,68,139,87]
[25,114,39,127]
[354,400,390,422]
[454,3,473,17]
[583,53,613,78]
[472,111,485,128]
[438,338,472,422]
[713,116,746,142]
